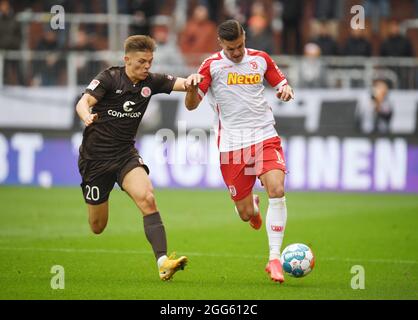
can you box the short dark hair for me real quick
[124,35,156,54]
[217,20,244,41]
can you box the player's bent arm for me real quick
[277,84,295,102]
[185,88,201,110]
[184,73,204,110]
[172,74,204,93]
[76,93,99,127]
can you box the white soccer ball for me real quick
[280,243,315,277]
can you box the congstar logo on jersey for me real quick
[108,100,142,118]
[227,73,262,85]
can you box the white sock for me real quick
[266,197,287,261]
[157,255,167,268]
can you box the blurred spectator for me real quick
[32,29,65,86]
[224,0,247,23]
[130,0,158,36]
[279,0,304,55]
[0,0,23,85]
[179,4,218,65]
[68,29,98,85]
[380,19,414,57]
[298,42,326,88]
[0,0,20,49]
[363,0,390,33]
[36,29,60,51]
[312,0,344,38]
[416,0,418,17]
[246,14,274,54]
[69,29,95,52]
[314,0,344,20]
[150,16,186,74]
[311,20,339,56]
[199,0,224,23]
[249,1,268,17]
[343,28,372,56]
[380,20,414,89]
[356,79,393,134]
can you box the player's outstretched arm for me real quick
[276,84,295,102]
[76,93,99,127]
[172,74,203,91]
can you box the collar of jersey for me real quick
[220,48,249,64]
[122,66,144,87]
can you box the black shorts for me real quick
[78,152,150,205]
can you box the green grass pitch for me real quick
[0,187,417,300]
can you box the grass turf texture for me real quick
[0,187,417,300]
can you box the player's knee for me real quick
[268,185,285,198]
[138,189,156,210]
[237,207,253,221]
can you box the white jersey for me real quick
[197,48,288,152]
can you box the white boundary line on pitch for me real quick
[0,246,417,265]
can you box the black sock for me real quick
[143,211,167,260]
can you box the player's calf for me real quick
[234,194,262,229]
[87,202,109,234]
[89,218,107,234]
[234,193,257,221]
[234,205,253,221]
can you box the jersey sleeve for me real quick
[262,52,288,90]
[84,70,113,101]
[197,57,213,100]
[149,73,177,95]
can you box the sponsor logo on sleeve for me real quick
[87,79,100,90]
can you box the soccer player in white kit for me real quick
[184,20,294,283]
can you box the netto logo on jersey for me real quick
[227,73,261,85]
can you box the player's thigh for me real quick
[221,162,256,201]
[256,137,287,198]
[121,166,156,214]
[79,158,116,206]
[259,169,285,198]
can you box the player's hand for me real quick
[185,74,204,91]
[277,84,294,102]
[83,113,98,127]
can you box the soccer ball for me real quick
[280,243,315,277]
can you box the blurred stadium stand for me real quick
[0,0,417,191]
[0,0,417,87]
[0,0,417,134]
